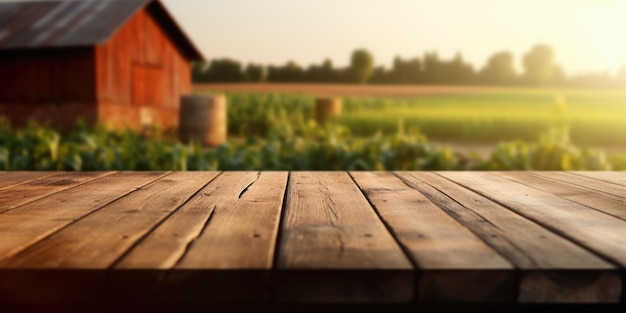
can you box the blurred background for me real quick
[1,0,625,171]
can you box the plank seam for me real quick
[498,172,626,222]
[438,172,625,270]
[568,172,626,189]
[0,172,57,191]
[531,172,626,201]
[393,171,538,269]
[270,171,291,303]
[109,171,223,269]
[0,171,118,214]
[347,171,418,302]
[0,172,174,264]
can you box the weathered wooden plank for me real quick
[275,172,413,303]
[0,172,168,263]
[0,172,55,189]
[114,171,287,303]
[351,171,514,303]
[570,171,626,188]
[397,171,620,303]
[173,171,287,269]
[0,171,111,214]
[533,171,626,200]
[0,171,217,269]
[440,172,626,269]
[499,172,626,221]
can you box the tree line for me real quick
[192,44,626,88]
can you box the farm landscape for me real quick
[2,83,626,171]
[0,1,625,173]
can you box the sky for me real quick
[1,0,624,74]
[161,0,626,75]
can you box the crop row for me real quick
[0,115,622,171]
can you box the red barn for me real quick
[0,0,204,131]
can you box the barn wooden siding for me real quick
[0,48,98,130]
[96,7,191,130]
[0,0,201,131]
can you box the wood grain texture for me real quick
[0,172,216,269]
[0,172,111,214]
[174,171,287,269]
[571,171,626,188]
[532,171,626,200]
[0,172,54,189]
[397,172,620,303]
[0,172,167,263]
[114,172,287,302]
[0,171,624,304]
[499,172,626,221]
[440,172,626,268]
[276,172,413,303]
[352,171,513,303]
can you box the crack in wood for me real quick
[173,204,216,268]
[237,172,260,200]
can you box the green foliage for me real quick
[522,44,555,86]
[3,89,625,171]
[474,127,611,170]
[349,49,375,84]
[243,63,266,82]
[191,44,626,89]
[480,51,516,85]
[193,59,244,82]
[331,89,626,147]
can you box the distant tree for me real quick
[522,44,555,86]
[243,63,266,82]
[305,59,338,82]
[369,66,390,84]
[349,49,375,84]
[191,61,209,82]
[422,52,443,84]
[267,61,305,82]
[319,59,339,82]
[204,59,244,82]
[389,56,422,84]
[479,51,516,85]
[447,52,476,84]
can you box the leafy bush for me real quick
[0,115,620,171]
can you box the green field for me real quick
[223,88,626,147]
[337,89,626,148]
[2,87,626,171]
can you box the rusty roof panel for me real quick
[0,0,204,60]
[0,0,149,48]
[0,0,203,60]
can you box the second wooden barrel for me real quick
[179,94,227,147]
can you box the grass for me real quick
[335,88,626,147]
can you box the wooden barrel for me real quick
[179,94,227,147]
[315,97,342,124]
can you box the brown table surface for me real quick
[0,171,625,304]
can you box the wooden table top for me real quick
[0,171,625,305]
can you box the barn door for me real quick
[132,64,164,107]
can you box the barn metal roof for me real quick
[0,0,204,60]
